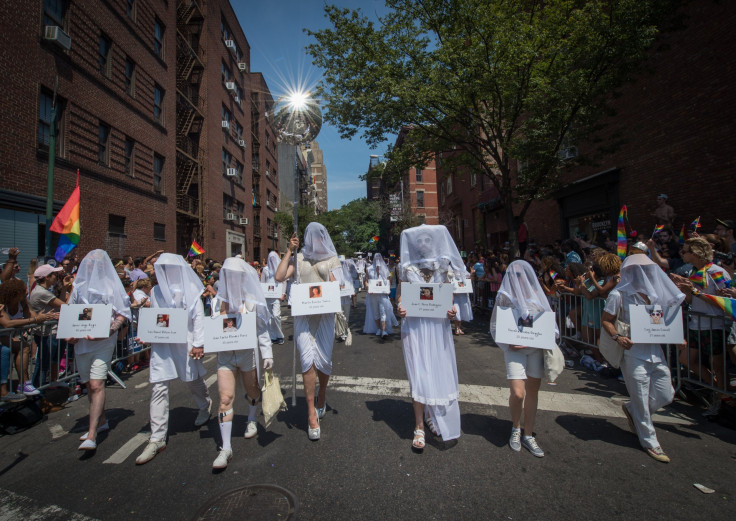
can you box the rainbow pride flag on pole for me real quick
[617,205,628,259]
[652,224,664,236]
[188,240,205,257]
[49,171,80,262]
[690,216,701,232]
[369,236,379,243]
[679,224,687,245]
[698,294,736,321]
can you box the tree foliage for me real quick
[307,0,679,255]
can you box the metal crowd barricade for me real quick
[0,319,151,395]
[472,280,494,314]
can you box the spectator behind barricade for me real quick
[0,280,58,400]
[647,229,685,274]
[670,237,732,417]
[538,256,564,298]
[556,262,588,337]
[629,241,649,256]
[579,253,622,365]
[1,248,21,283]
[123,256,134,278]
[715,219,736,255]
[128,278,152,372]
[702,233,734,278]
[472,256,485,281]
[561,239,584,267]
[650,193,675,230]
[26,257,38,292]
[129,257,149,281]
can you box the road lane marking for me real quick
[102,432,150,465]
[49,424,66,440]
[0,488,100,521]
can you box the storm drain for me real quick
[192,484,299,521]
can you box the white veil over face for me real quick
[154,253,204,315]
[301,222,337,262]
[615,254,685,307]
[72,249,131,321]
[399,225,466,277]
[218,257,270,323]
[372,253,389,282]
[344,259,358,279]
[495,260,551,316]
[266,251,280,277]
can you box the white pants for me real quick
[267,297,283,340]
[620,354,674,449]
[149,378,210,442]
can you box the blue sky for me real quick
[233,0,391,210]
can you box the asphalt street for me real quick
[1,291,735,521]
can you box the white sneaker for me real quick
[212,448,233,469]
[244,420,258,439]
[194,398,212,427]
[135,440,166,465]
[376,330,382,336]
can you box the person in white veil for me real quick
[336,259,355,342]
[491,260,557,458]
[135,253,212,465]
[67,249,131,451]
[364,253,399,339]
[276,223,342,440]
[260,251,285,344]
[396,225,461,452]
[344,258,359,307]
[212,257,274,469]
[601,254,685,463]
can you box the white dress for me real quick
[260,266,284,340]
[401,264,461,441]
[148,286,207,384]
[295,253,340,375]
[363,267,399,334]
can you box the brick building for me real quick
[304,141,327,214]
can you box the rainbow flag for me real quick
[549,270,558,280]
[188,240,205,257]
[652,224,664,236]
[617,205,627,259]
[690,216,701,231]
[369,236,379,243]
[49,172,80,262]
[698,293,736,322]
[252,192,256,206]
[679,224,686,245]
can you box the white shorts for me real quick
[217,349,256,373]
[75,340,115,383]
[504,347,544,380]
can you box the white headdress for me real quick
[301,222,337,262]
[72,249,131,321]
[217,257,270,324]
[399,225,466,277]
[262,251,281,282]
[153,253,204,317]
[615,254,685,307]
[372,253,389,283]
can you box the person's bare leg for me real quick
[509,379,526,429]
[316,370,329,409]
[303,366,318,429]
[412,400,425,432]
[523,377,541,435]
[242,368,260,401]
[86,379,106,441]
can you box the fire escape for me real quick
[251,91,262,260]
[175,0,206,253]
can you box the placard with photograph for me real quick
[400,282,454,318]
[137,308,188,343]
[629,304,684,344]
[368,279,390,294]
[339,279,355,297]
[453,277,474,294]
[261,282,284,299]
[57,304,113,339]
[492,307,557,350]
[203,312,258,353]
[290,282,342,316]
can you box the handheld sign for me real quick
[57,304,113,339]
[261,282,284,299]
[137,308,188,343]
[290,282,342,316]
[204,312,258,353]
[453,278,473,294]
[629,305,684,344]
[492,307,556,350]
[368,279,390,294]
[401,282,453,318]
[339,279,355,297]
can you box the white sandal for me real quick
[412,429,425,452]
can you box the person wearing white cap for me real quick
[135,254,211,464]
[396,225,461,452]
[275,223,342,440]
[212,258,274,469]
[65,250,131,451]
[260,251,285,344]
[601,254,685,463]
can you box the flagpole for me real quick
[291,149,300,408]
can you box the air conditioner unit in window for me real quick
[221,120,230,129]
[266,200,271,208]
[224,39,236,50]
[44,26,72,51]
[558,146,578,160]
[225,81,236,91]
[225,212,236,221]
[226,168,238,177]
[265,170,270,177]
[239,217,249,225]
[273,232,278,238]
[233,95,240,103]
[238,62,248,72]
[238,139,246,148]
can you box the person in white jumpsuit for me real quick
[275,223,342,440]
[212,257,274,469]
[260,251,285,344]
[396,225,461,452]
[135,254,211,465]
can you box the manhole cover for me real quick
[192,484,298,521]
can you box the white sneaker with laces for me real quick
[244,420,258,439]
[135,440,166,464]
[509,429,521,452]
[521,436,545,457]
[212,448,233,469]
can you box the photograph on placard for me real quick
[309,285,323,298]
[222,317,238,332]
[156,314,170,328]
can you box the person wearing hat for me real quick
[715,219,736,255]
[651,194,675,230]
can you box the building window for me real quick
[234,160,243,183]
[153,222,166,241]
[124,137,135,177]
[98,122,110,165]
[38,89,65,155]
[99,34,112,77]
[126,0,135,21]
[447,175,453,194]
[154,18,164,58]
[440,184,445,205]
[153,153,164,194]
[221,18,231,41]
[470,172,477,187]
[43,0,67,28]
[108,214,126,236]
[416,191,425,208]
[222,149,232,175]
[221,61,231,83]
[417,215,426,225]
[416,168,423,183]
[125,57,136,96]
[153,84,164,123]
[222,194,233,219]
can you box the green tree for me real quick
[307,0,679,256]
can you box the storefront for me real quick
[555,168,621,243]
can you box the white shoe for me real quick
[212,448,233,469]
[195,398,212,427]
[135,440,166,465]
[80,421,110,440]
[316,404,326,419]
[308,418,320,440]
[376,330,382,336]
[78,439,97,451]
[244,420,258,439]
